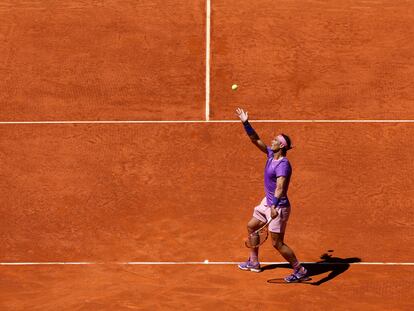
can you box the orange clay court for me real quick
[0,1,413,310]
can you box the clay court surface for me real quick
[0,1,413,310]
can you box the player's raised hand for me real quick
[236,107,248,123]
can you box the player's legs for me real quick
[248,198,268,262]
[268,207,298,264]
[271,232,308,282]
[270,232,298,265]
[247,216,265,232]
[247,217,266,263]
[238,198,267,272]
[238,216,266,272]
[268,207,308,281]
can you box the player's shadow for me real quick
[263,252,361,286]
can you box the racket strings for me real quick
[246,228,268,248]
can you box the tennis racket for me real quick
[245,219,273,248]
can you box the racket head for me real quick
[244,221,270,248]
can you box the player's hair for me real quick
[280,133,292,154]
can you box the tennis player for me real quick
[236,107,308,283]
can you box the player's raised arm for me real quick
[235,108,267,154]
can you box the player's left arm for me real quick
[275,176,287,198]
[270,176,287,218]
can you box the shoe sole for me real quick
[284,276,311,283]
[238,266,261,273]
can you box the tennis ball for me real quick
[231,84,238,91]
[204,259,209,263]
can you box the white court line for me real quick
[205,0,211,122]
[0,261,413,266]
[0,120,414,125]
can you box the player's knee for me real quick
[247,225,255,234]
[272,239,283,250]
